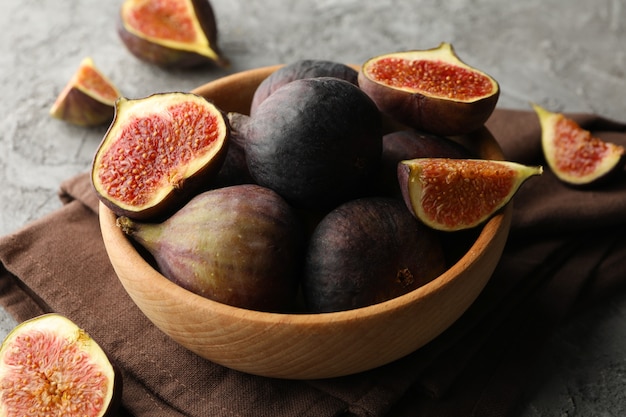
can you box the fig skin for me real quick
[0,314,122,417]
[117,184,305,313]
[240,77,383,210]
[117,0,229,69]
[375,129,475,197]
[303,197,447,313]
[250,59,359,115]
[209,119,256,188]
[91,92,230,221]
[358,43,500,136]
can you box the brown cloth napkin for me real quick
[1,108,626,417]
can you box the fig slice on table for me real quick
[92,92,229,220]
[118,0,228,68]
[398,158,542,231]
[0,314,122,417]
[49,57,121,127]
[532,103,625,186]
[358,42,500,136]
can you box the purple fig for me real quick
[117,184,304,312]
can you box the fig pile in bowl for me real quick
[95,51,537,379]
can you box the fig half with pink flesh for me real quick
[358,42,500,136]
[0,314,122,417]
[92,92,229,220]
[532,103,625,186]
[398,158,542,231]
[118,0,228,68]
[50,57,121,127]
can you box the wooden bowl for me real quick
[99,65,512,380]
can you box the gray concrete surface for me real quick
[1,0,625,415]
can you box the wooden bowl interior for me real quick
[99,65,512,379]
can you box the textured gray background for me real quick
[1,0,626,415]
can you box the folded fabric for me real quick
[1,108,625,417]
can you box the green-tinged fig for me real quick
[303,198,446,312]
[358,42,500,136]
[398,158,542,231]
[238,77,383,210]
[92,92,229,221]
[118,0,228,68]
[0,313,122,417]
[50,57,121,127]
[250,59,359,115]
[117,184,305,312]
[376,129,474,196]
[532,103,625,186]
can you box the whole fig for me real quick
[238,77,383,210]
[303,197,446,312]
[117,184,305,312]
[250,59,359,115]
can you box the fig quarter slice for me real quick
[358,42,500,136]
[398,158,542,231]
[532,103,625,186]
[118,0,229,68]
[0,314,121,417]
[92,92,229,220]
[49,57,121,127]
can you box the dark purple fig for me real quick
[117,184,305,313]
[239,77,383,210]
[0,314,122,417]
[375,129,475,196]
[303,197,446,313]
[117,0,228,68]
[209,120,255,188]
[250,59,359,115]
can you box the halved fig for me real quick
[92,92,229,220]
[398,158,542,231]
[358,42,500,136]
[0,314,121,417]
[532,103,625,186]
[49,57,121,127]
[118,0,228,68]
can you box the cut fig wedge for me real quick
[358,42,500,136]
[532,103,625,186]
[92,92,229,220]
[398,158,542,231]
[0,314,121,417]
[50,57,121,127]
[118,0,228,68]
